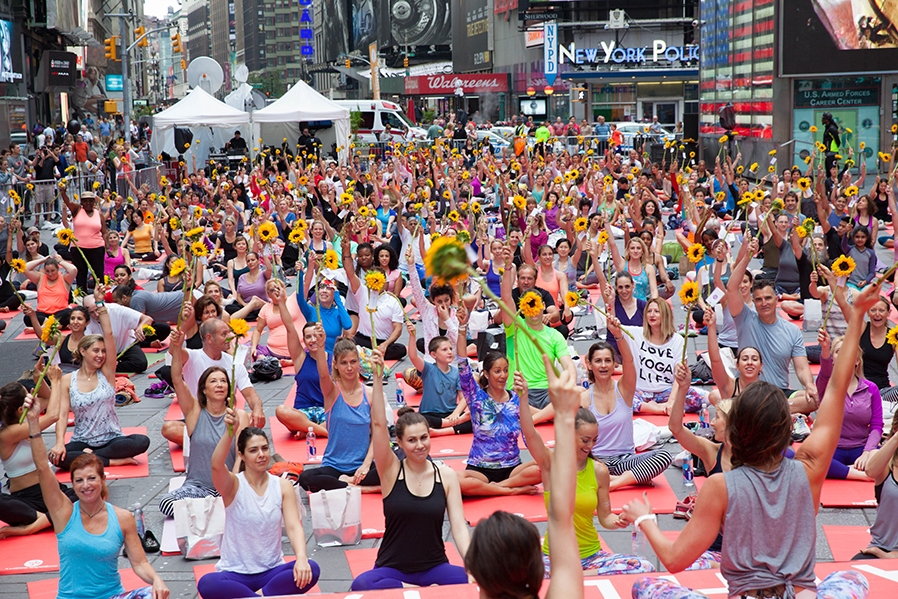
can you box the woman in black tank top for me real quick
[350,350,469,591]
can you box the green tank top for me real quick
[542,459,603,559]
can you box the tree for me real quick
[248,70,286,99]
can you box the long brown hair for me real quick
[727,381,792,470]
[466,511,542,599]
[196,366,230,409]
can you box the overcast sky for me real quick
[144,0,177,18]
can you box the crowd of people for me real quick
[1,112,897,598]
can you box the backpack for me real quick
[249,356,283,383]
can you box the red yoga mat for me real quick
[269,399,329,466]
[168,439,185,473]
[345,543,463,578]
[27,569,145,599]
[608,471,680,515]
[427,433,474,458]
[360,492,386,539]
[819,478,877,508]
[822,525,873,562]
[0,308,22,320]
[14,328,40,341]
[0,527,59,575]
[54,427,149,483]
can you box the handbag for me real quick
[173,496,226,560]
[308,486,362,547]
[250,355,283,383]
[476,328,507,361]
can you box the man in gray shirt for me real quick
[726,237,818,414]
[111,286,176,344]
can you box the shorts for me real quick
[299,406,326,425]
[527,388,549,409]
[780,387,798,399]
[465,463,518,483]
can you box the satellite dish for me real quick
[250,90,267,110]
[235,64,249,84]
[187,57,224,94]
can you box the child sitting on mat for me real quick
[405,323,471,436]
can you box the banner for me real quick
[405,73,508,95]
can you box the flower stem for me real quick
[176,255,197,329]
[228,342,238,436]
[681,324,690,363]
[19,336,64,423]
[73,242,100,289]
[577,299,634,339]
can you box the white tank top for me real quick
[217,472,285,574]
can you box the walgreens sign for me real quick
[405,74,509,95]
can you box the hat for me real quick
[26,226,40,235]
[80,191,96,200]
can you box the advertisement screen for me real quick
[0,19,21,83]
[323,0,350,62]
[780,0,898,76]
[452,0,492,72]
[351,0,378,53]
[388,0,450,47]
[520,98,546,116]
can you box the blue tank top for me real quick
[323,387,371,472]
[485,260,502,297]
[293,352,327,410]
[629,264,650,301]
[58,502,124,599]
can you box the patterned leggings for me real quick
[631,570,869,599]
[110,588,153,599]
[633,387,708,414]
[598,449,673,485]
[541,549,654,578]
[158,482,219,518]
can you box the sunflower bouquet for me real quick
[19,316,64,423]
[226,318,250,434]
[678,281,700,363]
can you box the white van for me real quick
[331,99,427,144]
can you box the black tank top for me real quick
[707,444,725,552]
[860,322,893,390]
[375,461,449,572]
[58,334,76,365]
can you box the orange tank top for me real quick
[38,274,70,314]
[73,208,104,249]
[535,265,561,306]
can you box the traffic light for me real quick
[180,59,187,70]
[403,56,409,68]
[171,32,182,53]
[135,26,148,47]
[104,36,118,61]
[344,58,351,68]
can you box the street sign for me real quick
[543,22,557,86]
[105,74,123,92]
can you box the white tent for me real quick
[151,87,251,166]
[251,81,351,162]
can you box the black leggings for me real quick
[116,343,148,374]
[31,308,73,329]
[353,332,407,361]
[0,279,22,311]
[60,433,151,470]
[420,411,473,435]
[225,302,260,322]
[70,245,106,291]
[138,321,172,347]
[298,465,381,492]
[0,481,76,527]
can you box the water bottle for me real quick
[396,387,405,408]
[131,503,146,539]
[683,455,695,488]
[631,526,648,557]
[700,401,710,428]
[306,427,317,461]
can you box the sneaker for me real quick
[144,382,172,399]
[792,414,811,442]
[674,495,696,520]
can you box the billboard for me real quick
[387,0,450,47]
[0,19,22,83]
[351,0,379,53]
[780,0,898,76]
[452,0,491,72]
[322,0,350,62]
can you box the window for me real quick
[382,112,408,131]
[359,112,375,129]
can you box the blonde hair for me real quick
[72,334,105,365]
[627,237,650,266]
[831,336,865,378]
[642,297,676,342]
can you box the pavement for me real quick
[0,225,887,598]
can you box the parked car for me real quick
[475,130,510,156]
[608,122,676,151]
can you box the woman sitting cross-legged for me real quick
[519,347,654,577]
[580,321,672,491]
[350,349,470,590]
[853,425,898,559]
[297,334,381,493]
[22,394,169,599]
[196,415,320,599]
[157,328,249,517]
[454,306,542,496]
[49,285,150,471]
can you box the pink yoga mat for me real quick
[0,527,59,575]
[54,427,149,483]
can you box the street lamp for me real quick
[526,87,535,97]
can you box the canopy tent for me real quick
[251,81,351,163]
[151,87,251,166]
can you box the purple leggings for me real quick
[197,560,320,599]
[828,446,865,480]
[350,561,468,590]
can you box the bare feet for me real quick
[108,457,139,467]
[0,307,9,313]
[506,484,540,495]
[150,340,163,349]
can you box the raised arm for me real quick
[368,349,399,487]
[94,285,116,381]
[211,408,241,506]
[726,236,757,319]
[517,371,550,469]
[170,329,200,424]
[669,362,719,468]
[24,388,74,532]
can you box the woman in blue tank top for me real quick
[619,284,882,599]
[298,336,381,493]
[23,395,168,599]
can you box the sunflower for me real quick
[192,206,203,219]
[424,236,469,286]
[860,142,866,150]
[40,315,59,344]
[160,176,170,187]
[831,255,856,278]
[228,318,250,338]
[56,228,75,247]
[718,135,728,144]
[715,191,726,202]
[365,271,387,293]
[809,125,818,133]
[749,162,758,172]
[324,249,339,270]
[771,198,785,212]
[565,290,581,309]
[735,165,744,174]
[295,219,308,231]
[513,195,526,210]
[797,178,811,191]
[447,210,460,223]
[597,231,609,245]
[768,149,777,156]
[144,212,155,225]
[288,228,305,244]
[603,175,613,186]
[887,326,898,347]
[767,165,775,173]
[462,171,471,181]
[456,230,471,244]
[554,175,562,185]
[412,202,424,212]
[185,226,204,241]
[738,192,753,207]
[471,201,482,214]
[340,192,354,204]
[142,324,156,338]
[519,291,544,319]
[257,221,278,243]
[796,227,808,239]
[10,258,25,273]
[687,243,705,263]
[569,169,579,179]
[169,258,187,277]
[678,281,700,306]
[510,162,521,172]
[802,218,816,231]
[298,176,309,186]
[358,206,371,217]
[845,185,859,197]
[191,241,208,257]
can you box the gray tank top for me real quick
[721,458,816,596]
[871,472,898,551]
[185,409,236,487]
[70,370,121,446]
